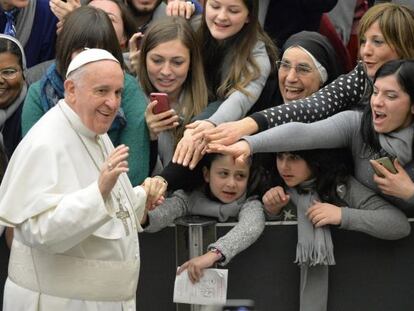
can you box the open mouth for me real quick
[373,110,386,122]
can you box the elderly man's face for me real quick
[66,60,124,134]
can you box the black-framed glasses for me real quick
[0,68,20,80]
[276,60,314,76]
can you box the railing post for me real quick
[175,216,217,311]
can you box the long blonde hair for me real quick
[198,0,278,100]
[138,16,208,144]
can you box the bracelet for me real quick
[210,247,225,263]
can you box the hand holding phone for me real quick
[371,156,397,177]
[150,92,171,114]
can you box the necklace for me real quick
[58,102,138,235]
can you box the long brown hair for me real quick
[198,0,278,100]
[138,16,208,144]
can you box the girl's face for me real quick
[0,52,24,109]
[278,47,322,103]
[203,155,250,203]
[205,0,249,41]
[89,0,127,48]
[146,39,190,101]
[276,153,312,188]
[371,74,413,133]
[360,21,399,78]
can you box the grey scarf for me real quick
[379,125,414,165]
[289,181,335,266]
[289,180,334,311]
[0,83,27,145]
[15,0,36,47]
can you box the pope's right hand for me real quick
[98,144,129,200]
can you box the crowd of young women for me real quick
[1,1,414,310]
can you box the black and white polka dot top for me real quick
[250,62,370,132]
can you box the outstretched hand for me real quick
[172,127,207,169]
[204,117,259,145]
[206,140,252,165]
[99,145,129,200]
[371,159,414,200]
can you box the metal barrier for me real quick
[175,216,217,311]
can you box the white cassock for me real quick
[0,100,146,311]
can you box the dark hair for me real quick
[360,59,414,154]
[199,0,278,101]
[86,0,138,43]
[55,6,124,78]
[0,36,25,70]
[202,153,266,198]
[278,148,354,205]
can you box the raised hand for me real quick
[166,0,195,19]
[98,145,129,200]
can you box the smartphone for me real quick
[371,156,397,177]
[150,92,170,114]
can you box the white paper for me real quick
[173,268,228,305]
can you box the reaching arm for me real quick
[208,199,265,265]
[144,190,189,233]
[250,62,367,132]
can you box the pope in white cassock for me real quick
[0,49,165,310]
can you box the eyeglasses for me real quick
[276,60,314,76]
[0,68,20,80]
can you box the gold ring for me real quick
[108,162,113,171]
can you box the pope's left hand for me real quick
[371,159,414,200]
[141,176,167,211]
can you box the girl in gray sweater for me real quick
[142,153,265,283]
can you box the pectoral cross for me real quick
[116,193,130,236]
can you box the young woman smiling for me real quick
[0,34,26,159]
[172,0,278,168]
[138,16,208,173]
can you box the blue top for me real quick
[0,0,57,68]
